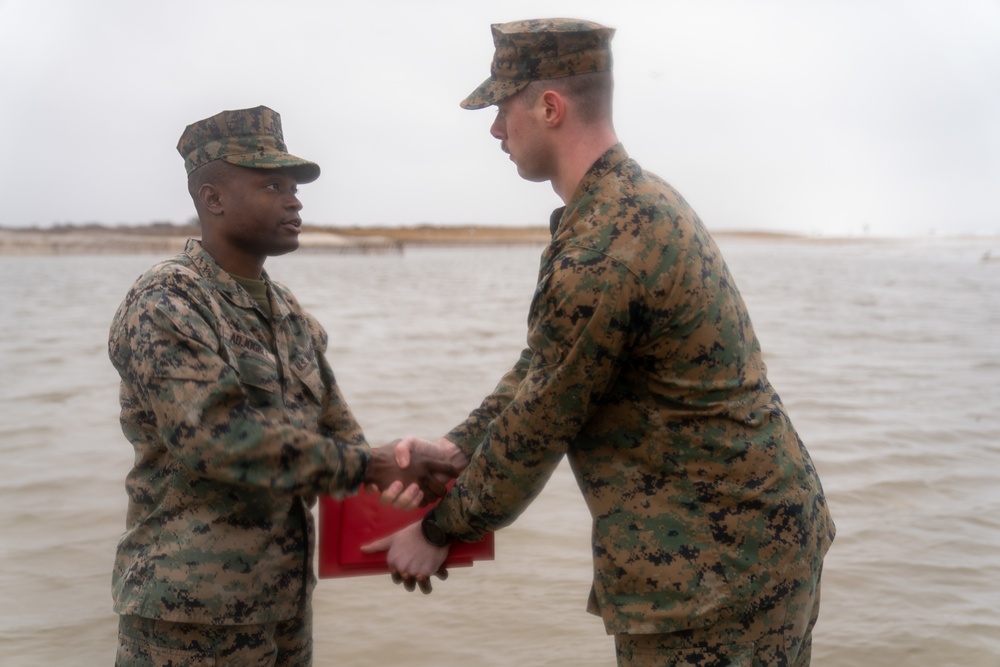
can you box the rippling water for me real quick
[1,237,998,666]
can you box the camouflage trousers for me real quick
[614,567,822,667]
[115,605,312,667]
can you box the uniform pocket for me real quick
[222,329,280,407]
[117,630,215,667]
[647,642,753,666]
[236,352,280,395]
[617,638,754,667]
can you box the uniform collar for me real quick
[550,143,630,238]
[182,238,289,318]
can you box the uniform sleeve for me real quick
[109,276,369,498]
[445,348,531,460]
[301,306,368,449]
[434,248,641,539]
[318,354,368,447]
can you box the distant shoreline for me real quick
[0,224,992,256]
[0,224,554,256]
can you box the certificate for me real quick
[318,486,495,578]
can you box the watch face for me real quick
[421,517,450,547]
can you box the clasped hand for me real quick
[362,437,470,593]
[363,438,458,506]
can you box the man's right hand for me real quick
[363,439,459,506]
[376,437,469,511]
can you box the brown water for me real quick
[1,238,998,666]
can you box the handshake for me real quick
[357,436,472,593]
[362,436,470,510]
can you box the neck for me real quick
[201,236,265,279]
[551,123,619,204]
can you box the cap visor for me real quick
[223,153,321,183]
[460,78,531,110]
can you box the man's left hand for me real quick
[361,522,451,594]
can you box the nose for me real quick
[490,111,505,140]
[287,192,303,211]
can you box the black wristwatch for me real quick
[420,509,452,548]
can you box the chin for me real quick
[269,240,300,257]
[517,168,548,183]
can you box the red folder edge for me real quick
[318,485,494,578]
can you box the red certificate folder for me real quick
[318,485,494,578]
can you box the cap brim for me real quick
[222,152,321,184]
[460,77,532,110]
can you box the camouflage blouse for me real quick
[108,239,369,624]
[439,144,835,635]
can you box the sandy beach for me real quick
[0,224,557,255]
[0,223,852,256]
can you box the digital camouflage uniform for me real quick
[433,144,835,663]
[109,238,370,659]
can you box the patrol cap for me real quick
[177,105,320,183]
[460,18,615,110]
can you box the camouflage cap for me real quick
[460,18,615,110]
[177,105,320,183]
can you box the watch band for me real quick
[420,509,452,547]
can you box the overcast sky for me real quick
[1,0,998,237]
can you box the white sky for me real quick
[1,0,998,237]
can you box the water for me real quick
[1,238,998,666]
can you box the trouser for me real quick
[614,567,822,667]
[115,604,312,667]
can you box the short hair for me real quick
[186,159,232,202]
[519,70,614,124]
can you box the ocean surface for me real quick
[1,237,998,666]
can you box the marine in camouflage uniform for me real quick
[109,106,451,666]
[389,19,835,667]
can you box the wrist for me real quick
[437,437,470,470]
[420,508,453,548]
[362,446,389,485]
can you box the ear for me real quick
[198,183,224,215]
[539,90,565,127]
